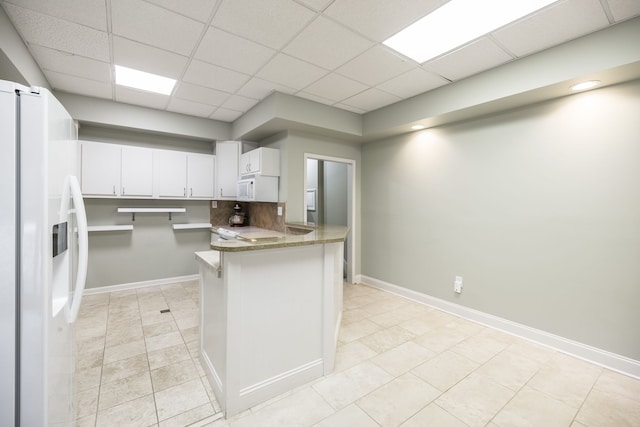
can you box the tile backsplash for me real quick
[210,201,285,232]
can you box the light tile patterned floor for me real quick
[76,281,640,426]
[75,281,223,426]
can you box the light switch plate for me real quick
[211,201,217,208]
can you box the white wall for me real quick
[85,199,210,288]
[306,159,319,224]
[324,161,348,227]
[262,130,361,273]
[361,80,640,361]
[80,126,214,289]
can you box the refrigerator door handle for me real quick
[67,175,88,324]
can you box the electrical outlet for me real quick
[454,276,463,293]
[277,206,283,216]
[211,201,217,208]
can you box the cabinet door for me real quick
[239,151,252,176]
[81,141,120,196]
[215,141,239,199]
[154,150,187,198]
[187,154,214,198]
[240,147,280,177]
[121,146,153,197]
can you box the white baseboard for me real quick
[360,275,640,380]
[83,274,199,295]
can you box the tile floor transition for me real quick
[75,280,640,427]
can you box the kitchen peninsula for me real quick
[195,224,348,418]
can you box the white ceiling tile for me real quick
[195,27,276,75]
[115,85,170,109]
[45,70,112,99]
[256,54,328,90]
[492,0,610,58]
[183,60,250,93]
[221,94,259,112]
[294,0,334,11]
[606,0,640,22]
[341,87,401,111]
[3,0,107,30]
[424,37,514,81]
[3,3,109,61]
[325,0,447,41]
[144,0,218,23]
[167,97,216,118]
[236,77,296,100]
[210,108,243,122]
[173,82,230,107]
[336,46,415,86]
[378,68,448,98]
[113,36,188,79]
[29,44,111,82]
[283,16,374,70]
[303,73,368,102]
[212,0,316,49]
[111,0,204,56]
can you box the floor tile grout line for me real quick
[136,287,160,427]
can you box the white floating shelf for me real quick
[117,207,186,221]
[117,207,186,213]
[172,223,212,230]
[88,225,134,232]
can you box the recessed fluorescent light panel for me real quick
[383,0,559,64]
[115,65,176,95]
[411,125,426,130]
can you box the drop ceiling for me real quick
[1,0,639,125]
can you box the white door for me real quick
[0,80,18,427]
[122,146,153,197]
[215,141,239,199]
[81,141,121,196]
[188,154,214,198]
[154,150,187,197]
[20,88,87,426]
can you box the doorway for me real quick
[303,154,355,283]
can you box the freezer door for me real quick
[0,81,18,427]
[19,87,80,426]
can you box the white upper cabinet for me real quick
[153,150,215,199]
[240,147,280,177]
[80,140,215,200]
[121,146,153,197]
[215,141,240,200]
[154,150,187,198]
[81,141,121,197]
[187,154,214,199]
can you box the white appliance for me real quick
[0,80,88,426]
[237,176,279,202]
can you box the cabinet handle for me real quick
[190,188,193,197]
[113,185,116,195]
[183,188,186,197]
[220,188,223,197]
[122,186,125,195]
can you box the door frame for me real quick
[303,153,356,284]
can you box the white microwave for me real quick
[237,176,279,202]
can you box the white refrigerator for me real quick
[0,80,88,426]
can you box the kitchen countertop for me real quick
[209,223,349,252]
